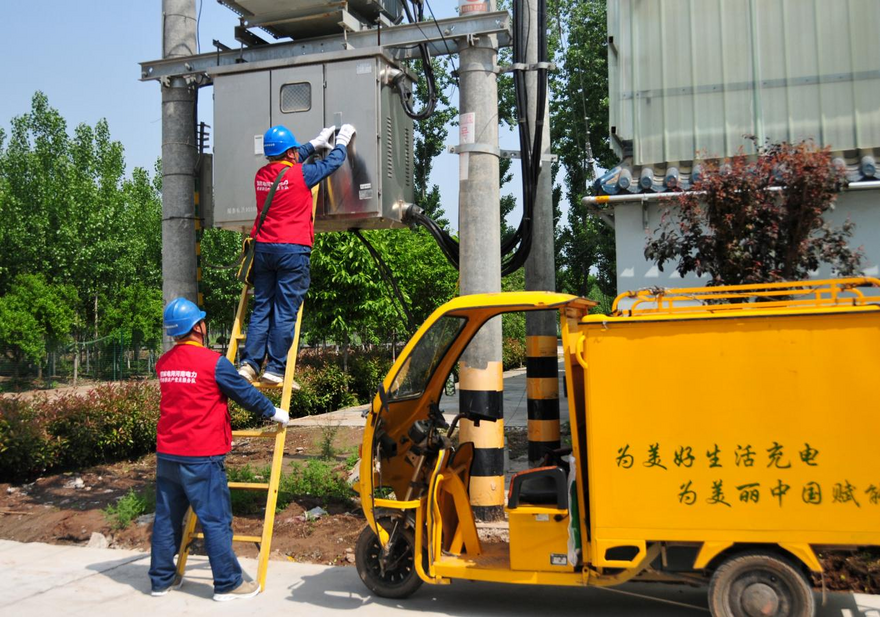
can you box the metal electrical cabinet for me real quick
[210,50,413,233]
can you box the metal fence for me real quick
[0,335,159,387]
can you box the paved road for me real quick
[2,540,878,616]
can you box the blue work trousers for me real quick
[241,244,311,376]
[149,455,242,593]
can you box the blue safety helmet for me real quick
[263,125,300,157]
[163,298,206,338]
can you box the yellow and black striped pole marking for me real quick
[527,335,560,465]
[458,360,505,521]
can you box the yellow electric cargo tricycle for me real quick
[354,278,880,616]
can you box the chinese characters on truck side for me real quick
[615,442,879,507]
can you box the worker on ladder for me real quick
[150,298,289,601]
[237,123,356,386]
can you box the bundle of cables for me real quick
[404,0,549,276]
[395,0,438,120]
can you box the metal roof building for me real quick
[597,0,880,294]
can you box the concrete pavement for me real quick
[2,540,878,616]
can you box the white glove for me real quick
[336,124,356,147]
[309,126,335,151]
[271,407,290,427]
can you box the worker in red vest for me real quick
[238,123,356,386]
[149,298,289,601]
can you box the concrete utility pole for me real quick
[523,0,559,467]
[161,0,199,348]
[457,0,505,521]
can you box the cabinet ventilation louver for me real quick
[386,116,393,179]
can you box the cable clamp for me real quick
[448,143,501,157]
[498,61,557,74]
[500,149,558,162]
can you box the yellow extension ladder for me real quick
[175,188,317,591]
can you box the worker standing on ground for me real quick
[149,298,289,601]
[238,123,356,386]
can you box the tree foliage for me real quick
[0,274,78,366]
[645,141,863,285]
[548,0,617,298]
[0,92,162,368]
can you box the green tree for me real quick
[200,227,246,333]
[0,92,165,353]
[549,0,617,299]
[0,274,78,371]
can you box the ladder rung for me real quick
[232,429,281,438]
[228,481,270,490]
[193,532,263,543]
[253,382,283,390]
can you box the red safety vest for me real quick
[251,161,314,247]
[155,342,231,457]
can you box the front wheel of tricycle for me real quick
[708,551,815,617]
[355,519,423,599]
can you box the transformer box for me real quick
[209,49,414,233]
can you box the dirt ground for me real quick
[0,426,366,566]
[1,424,878,591]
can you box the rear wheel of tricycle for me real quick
[355,519,423,599]
[708,551,814,617]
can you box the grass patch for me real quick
[280,459,354,508]
[344,447,359,470]
[103,488,155,529]
[226,459,354,516]
[227,464,271,515]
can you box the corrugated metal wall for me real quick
[608,0,880,166]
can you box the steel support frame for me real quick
[140,11,512,82]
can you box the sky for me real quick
[0,1,536,232]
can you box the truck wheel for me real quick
[708,551,815,617]
[355,520,423,599]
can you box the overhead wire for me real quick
[196,0,203,53]
[406,0,549,277]
[396,0,439,120]
[352,230,419,334]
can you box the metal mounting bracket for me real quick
[499,149,558,162]
[448,143,501,157]
[498,61,557,73]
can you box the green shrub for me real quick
[103,488,155,529]
[502,337,527,370]
[230,388,280,429]
[0,382,161,482]
[0,401,57,480]
[344,447,359,470]
[286,363,357,417]
[318,423,340,460]
[226,464,270,515]
[280,459,353,506]
[347,351,393,401]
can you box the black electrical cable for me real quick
[396,0,438,121]
[404,0,548,277]
[352,229,419,334]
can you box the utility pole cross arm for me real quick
[140,12,512,82]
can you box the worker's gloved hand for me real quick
[336,124,356,147]
[309,126,336,151]
[271,407,290,427]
